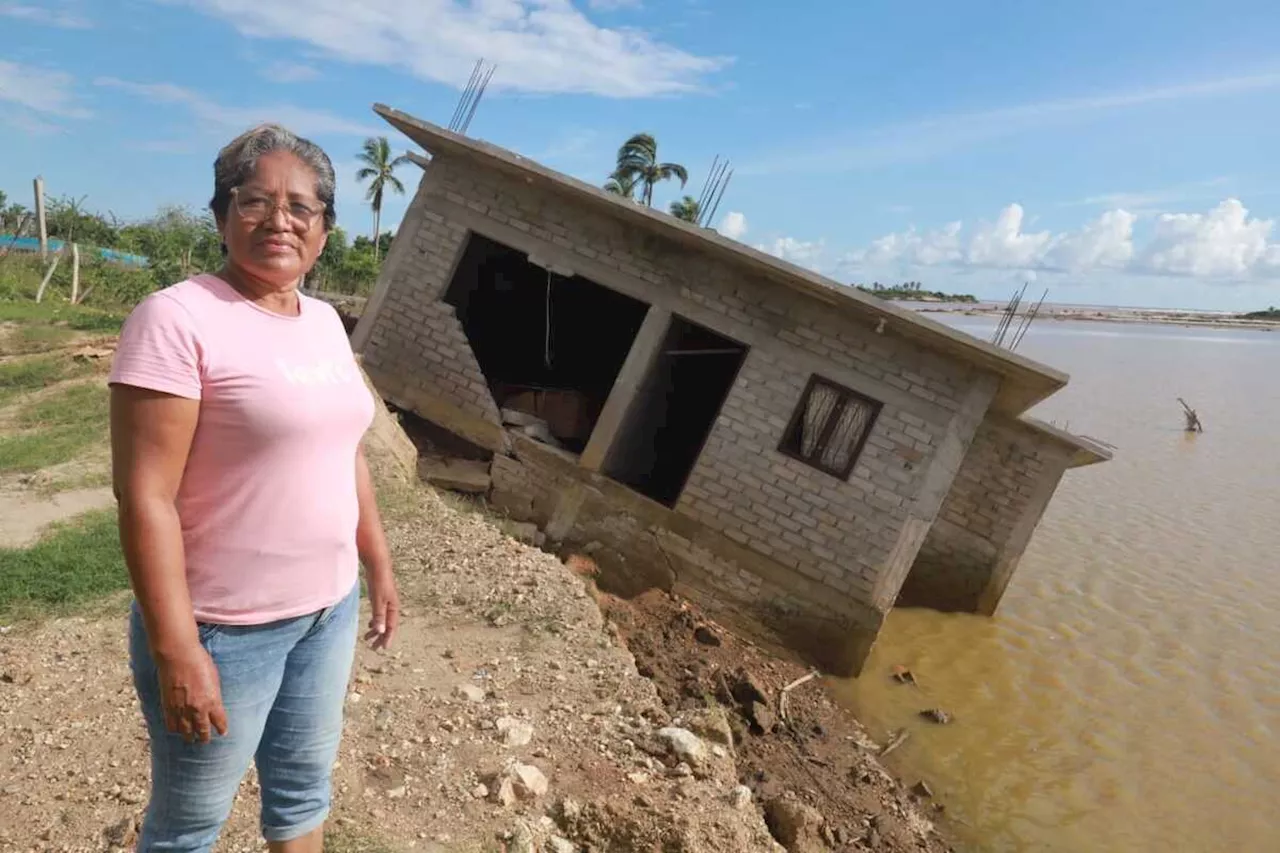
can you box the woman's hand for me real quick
[155,643,228,744]
[354,446,398,650]
[365,567,400,650]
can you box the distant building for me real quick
[353,105,1111,675]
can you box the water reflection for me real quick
[832,319,1280,852]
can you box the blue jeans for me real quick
[129,583,359,851]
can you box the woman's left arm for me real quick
[355,445,399,649]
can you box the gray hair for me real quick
[209,123,337,230]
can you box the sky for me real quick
[5,0,1280,310]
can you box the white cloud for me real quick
[852,198,1280,281]
[759,236,825,268]
[0,60,91,120]
[166,0,726,98]
[859,221,963,267]
[966,204,1054,269]
[743,70,1280,175]
[264,61,322,83]
[1143,199,1280,277]
[0,2,91,28]
[1044,209,1136,271]
[718,211,747,240]
[95,77,378,137]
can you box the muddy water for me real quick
[833,319,1280,852]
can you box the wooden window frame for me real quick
[778,375,883,480]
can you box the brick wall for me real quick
[361,199,501,432]
[361,153,1001,617]
[898,416,1072,610]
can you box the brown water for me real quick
[834,319,1280,853]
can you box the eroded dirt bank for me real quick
[0,382,953,853]
[600,587,951,853]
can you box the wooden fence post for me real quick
[71,243,80,304]
[35,249,61,303]
[33,176,48,261]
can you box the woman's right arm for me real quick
[111,384,227,744]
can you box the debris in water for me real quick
[880,729,909,757]
[919,708,952,725]
[890,665,916,686]
[1178,398,1204,433]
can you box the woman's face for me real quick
[219,150,328,288]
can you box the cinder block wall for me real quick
[357,153,1006,667]
[898,417,1073,612]
[358,179,503,448]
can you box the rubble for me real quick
[496,716,535,747]
[455,683,487,703]
[764,793,827,853]
[418,457,492,494]
[504,758,545,799]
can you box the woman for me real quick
[109,124,400,853]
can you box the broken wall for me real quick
[355,153,1007,672]
[898,416,1074,614]
[356,176,505,450]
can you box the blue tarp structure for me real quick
[0,234,149,267]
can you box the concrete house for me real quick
[352,105,1112,675]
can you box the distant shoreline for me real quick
[912,304,1280,332]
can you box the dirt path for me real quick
[0,486,115,548]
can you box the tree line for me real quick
[0,135,415,309]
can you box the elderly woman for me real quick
[108,124,400,853]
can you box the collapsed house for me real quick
[352,105,1112,676]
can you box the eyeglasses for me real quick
[231,187,325,229]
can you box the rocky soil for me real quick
[0,371,954,852]
[600,589,952,853]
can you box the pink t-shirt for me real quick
[109,274,375,625]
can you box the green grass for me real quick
[0,509,127,620]
[19,381,109,427]
[5,323,76,354]
[0,355,91,406]
[0,299,127,333]
[0,381,109,473]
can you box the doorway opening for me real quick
[444,232,649,454]
[603,316,747,506]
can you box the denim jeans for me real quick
[129,582,359,851]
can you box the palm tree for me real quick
[612,133,688,207]
[604,171,639,200]
[669,196,700,223]
[356,136,411,262]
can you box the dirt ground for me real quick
[0,324,955,853]
[0,485,953,853]
[0,324,115,549]
[0,484,779,853]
